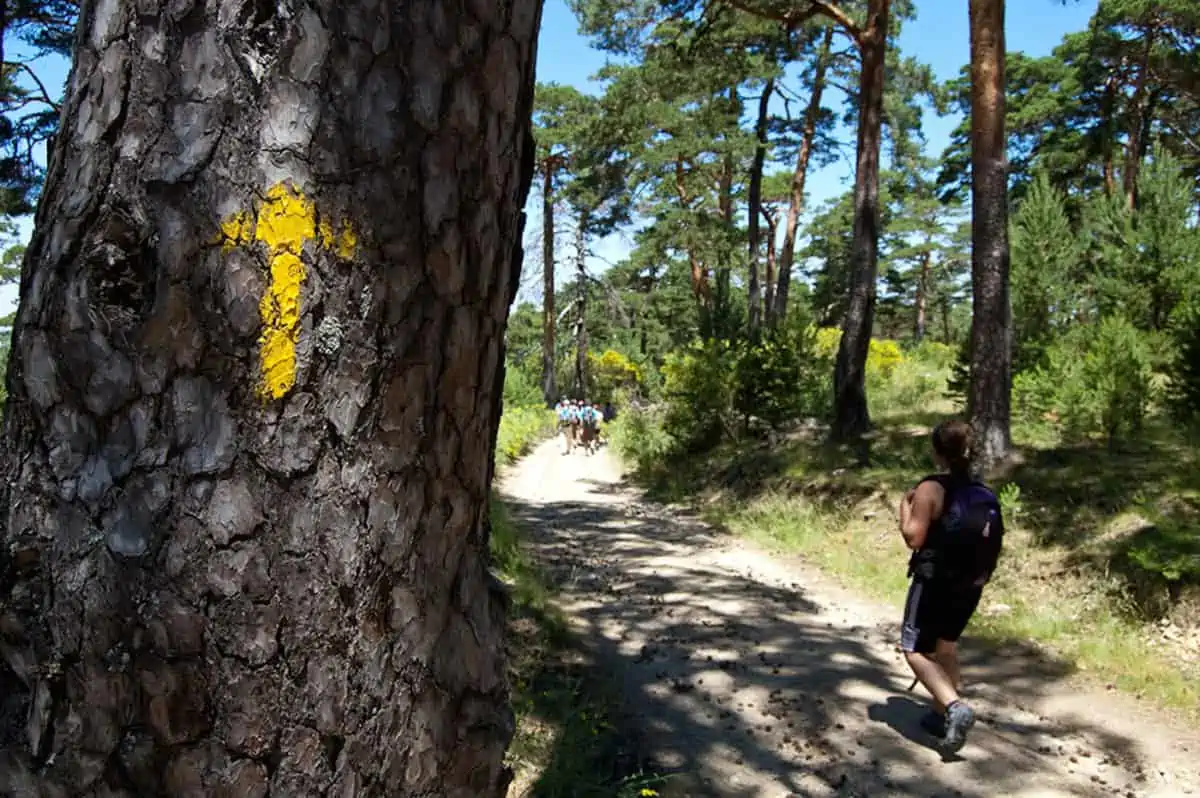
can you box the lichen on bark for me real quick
[0,0,543,794]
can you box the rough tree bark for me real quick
[746,77,774,337]
[0,0,542,794]
[1099,74,1119,197]
[940,292,952,344]
[714,136,736,330]
[832,0,888,441]
[573,210,588,397]
[674,156,711,313]
[541,163,557,406]
[762,205,778,320]
[914,250,930,342]
[773,25,833,326]
[1123,20,1157,210]
[968,0,1013,466]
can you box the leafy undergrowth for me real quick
[490,499,668,797]
[618,408,1200,719]
[496,406,557,468]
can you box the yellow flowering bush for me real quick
[811,327,905,379]
[587,349,643,402]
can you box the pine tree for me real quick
[0,1,541,792]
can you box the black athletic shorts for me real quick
[900,578,983,654]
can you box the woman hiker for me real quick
[897,420,1005,754]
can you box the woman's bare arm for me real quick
[901,481,943,550]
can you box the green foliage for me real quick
[660,339,739,450]
[2,1,76,215]
[502,302,548,408]
[1010,172,1085,371]
[938,3,1200,201]
[1085,149,1200,333]
[609,404,676,477]
[1167,303,1200,422]
[908,340,958,370]
[736,319,826,429]
[944,341,971,411]
[869,343,952,415]
[503,364,545,409]
[0,218,24,286]
[0,336,8,409]
[1016,317,1159,446]
[659,317,827,450]
[996,482,1023,521]
[1121,518,1200,586]
[495,406,556,467]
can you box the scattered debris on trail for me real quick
[501,442,1200,797]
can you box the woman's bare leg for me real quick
[904,651,960,712]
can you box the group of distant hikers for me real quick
[554,397,615,455]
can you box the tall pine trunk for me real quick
[0,0,542,794]
[1123,24,1156,210]
[967,0,1013,466]
[774,26,834,326]
[573,211,589,396]
[762,206,778,320]
[708,86,739,337]
[746,78,774,337]
[914,251,930,342]
[832,0,888,441]
[675,156,712,316]
[541,165,557,405]
[714,138,736,334]
[1099,75,1119,196]
[940,293,953,344]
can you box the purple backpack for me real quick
[908,475,1005,588]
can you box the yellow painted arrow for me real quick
[220,182,357,400]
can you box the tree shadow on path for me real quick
[501,465,1161,798]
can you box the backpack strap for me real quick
[907,474,968,581]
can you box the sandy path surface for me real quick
[499,440,1200,798]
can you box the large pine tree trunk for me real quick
[832,0,888,441]
[573,211,588,396]
[1099,75,1119,196]
[774,25,833,326]
[541,164,557,406]
[0,0,542,794]
[762,206,778,320]
[714,140,736,333]
[746,78,774,337]
[940,292,953,343]
[967,0,1013,466]
[674,156,712,316]
[1123,24,1156,210]
[914,251,930,342]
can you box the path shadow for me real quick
[866,696,940,754]
[501,475,1157,797]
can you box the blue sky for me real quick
[2,0,1097,313]
[528,0,1097,301]
[537,0,1096,205]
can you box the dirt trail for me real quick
[499,440,1200,798]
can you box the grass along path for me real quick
[491,500,662,797]
[491,410,663,796]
